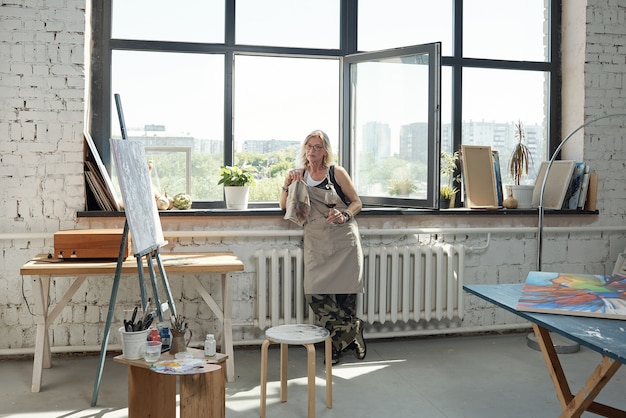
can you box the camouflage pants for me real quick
[306,294,359,352]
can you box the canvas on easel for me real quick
[516,271,626,320]
[110,138,166,256]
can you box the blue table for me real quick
[464,283,626,418]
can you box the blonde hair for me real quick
[299,130,334,168]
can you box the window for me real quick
[345,44,441,207]
[90,0,560,210]
[233,55,339,202]
[235,0,339,49]
[110,50,224,201]
[111,0,224,43]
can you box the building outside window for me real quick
[90,0,559,209]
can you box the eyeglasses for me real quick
[305,144,324,151]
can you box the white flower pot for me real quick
[224,186,250,210]
[510,185,534,209]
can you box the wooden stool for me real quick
[260,324,332,418]
[114,348,227,418]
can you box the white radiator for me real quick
[255,243,465,330]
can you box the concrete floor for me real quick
[1,332,624,417]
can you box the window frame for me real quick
[343,43,442,208]
[88,0,561,210]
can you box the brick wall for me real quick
[1,0,86,349]
[583,0,626,222]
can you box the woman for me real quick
[279,130,366,364]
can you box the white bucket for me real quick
[119,327,149,360]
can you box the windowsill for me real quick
[77,207,599,218]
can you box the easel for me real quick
[91,95,178,406]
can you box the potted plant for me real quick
[440,151,459,208]
[218,165,256,209]
[508,120,534,208]
[388,178,417,196]
[439,185,458,209]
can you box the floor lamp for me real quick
[536,113,626,271]
[529,113,626,353]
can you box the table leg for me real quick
[532,324,624,418]
[221,273,235,382]
[128,365,176,418]
[30,275,89,393]
[190,275,235,382]
[180,366,225,418]
[31,276,50,393]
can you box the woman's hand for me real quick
[326,209,345,224]
[284,169,303,188]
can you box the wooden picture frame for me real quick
[461,145,498,209]
[531,160,576,209]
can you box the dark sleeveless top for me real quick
[314,165,350,206]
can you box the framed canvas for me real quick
[84,131,121,211]
[461,145,498,209]
[110,138,166,256]
[531,160,576,209]
[517,271,626,320]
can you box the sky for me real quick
[110,0,547,142]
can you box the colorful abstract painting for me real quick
[517,271,626,320]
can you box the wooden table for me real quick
[114,348,227,418]
[20,252,244,392]
[464,283,626,418]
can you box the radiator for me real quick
[255,243,465,330]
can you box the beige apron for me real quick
[303,182,363,295]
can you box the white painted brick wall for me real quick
[585,0,626,225]
[1,0,87,350]
[0,1,625,353]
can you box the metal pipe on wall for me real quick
[3,225,626,242]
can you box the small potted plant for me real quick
[508,120,534,208]
[440,151,460,208]
[439,185,458,209]
[218,165,256,209]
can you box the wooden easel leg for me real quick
[91,222,129,406]
[91,259,123,406]
[135,255,148,309]
[135,256,148,309]
[153,250,177,318]
[145,252,164,321]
